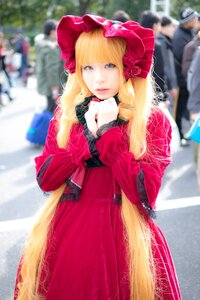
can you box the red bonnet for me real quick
[57,14,154,79]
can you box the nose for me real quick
[94,68,106,84]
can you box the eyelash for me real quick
[82,63,116,71]
[83,65,93,71]
[106,63,116,68]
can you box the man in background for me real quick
[139,11,169,104]
[172,7,197,146]
[35,19,65,114]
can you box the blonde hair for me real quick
[16,28,157,300]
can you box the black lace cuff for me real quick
[83,127,99,156]
[136,167,156,219]
[37,156,53,186]
[96,120,118,138]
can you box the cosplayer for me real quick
[14,14,182,300]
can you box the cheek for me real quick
[82,73,90,87]
[112,71,120,89]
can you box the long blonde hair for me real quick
[16,28,157,300]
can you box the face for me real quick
[81,62,120,100]
[153,22,161,37]
[162,23,175,38]
[186,17,198,29]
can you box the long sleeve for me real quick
[95,109,172,210]
[34,118,92,192]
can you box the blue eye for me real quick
[105,63,116,68]
[83,65,93,71]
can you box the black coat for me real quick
[157,33,177,90]
[153,40,168,101]
[172,25,194,87]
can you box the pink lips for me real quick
[95,88,109,92]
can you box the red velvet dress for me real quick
[15,107,182,300]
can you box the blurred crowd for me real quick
[113,8,200,186]
[0,7,200,185]
[0,30,31,106]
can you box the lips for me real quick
[95,88,109,92]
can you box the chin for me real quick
[95,94,114,100]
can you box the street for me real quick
[0,77,200,300]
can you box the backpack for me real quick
[26,110,53,145]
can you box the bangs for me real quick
[75,28,126,69]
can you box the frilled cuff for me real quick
[96,120,118,138]
[83,127,99,156]
[37,156,53,186]
[96,126,129,166]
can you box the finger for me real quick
[103,97,116,106]
[98,99,118,113]
[88,101,99,112]
[88,102,99,115]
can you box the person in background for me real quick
[112,9,130,22]
[0,32,13,107]
[13,32,30,86]
[139,11,169,104]
[186,46,200,186]
[157,16,178,112]
[187,46,200,122]
[182,14,200,80]
[35,19,65,114]
[14,14,181,300]
[172,7,198,146]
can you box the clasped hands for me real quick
[84,97,119,138]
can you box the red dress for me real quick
[15,107,182,300]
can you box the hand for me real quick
[84,100,99,137]
[97,97,119,128]
[191,112,199,121]
[52,86,60,100]
[163,99,170,108]
[169,88,177,99]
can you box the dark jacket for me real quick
[157,33,177,90]
[182,33,200,79]
[187,46,200,113]
[153,40,168,101]
[172,25,194,87]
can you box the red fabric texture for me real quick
[35,121,92,192]
[57,14,154,79]
[15,108,182,300]
[96,108,172,210]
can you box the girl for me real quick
[14,14,182,300]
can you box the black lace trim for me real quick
[60,192,80,202]
[37,156,53,186]
[83,127,99,156]
[60,178,81,202]
[136,167,156,219]
[114,194,122,205]
[84,122,121,168]
[75,95,121,125]
[96,120,118,138]
[75,96,92,125]
[75,95,127,169]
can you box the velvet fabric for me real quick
[15,108,182,300]
[57,14,154,79]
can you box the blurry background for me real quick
[1,1,200,299]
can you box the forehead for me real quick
[77,36,118,64]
